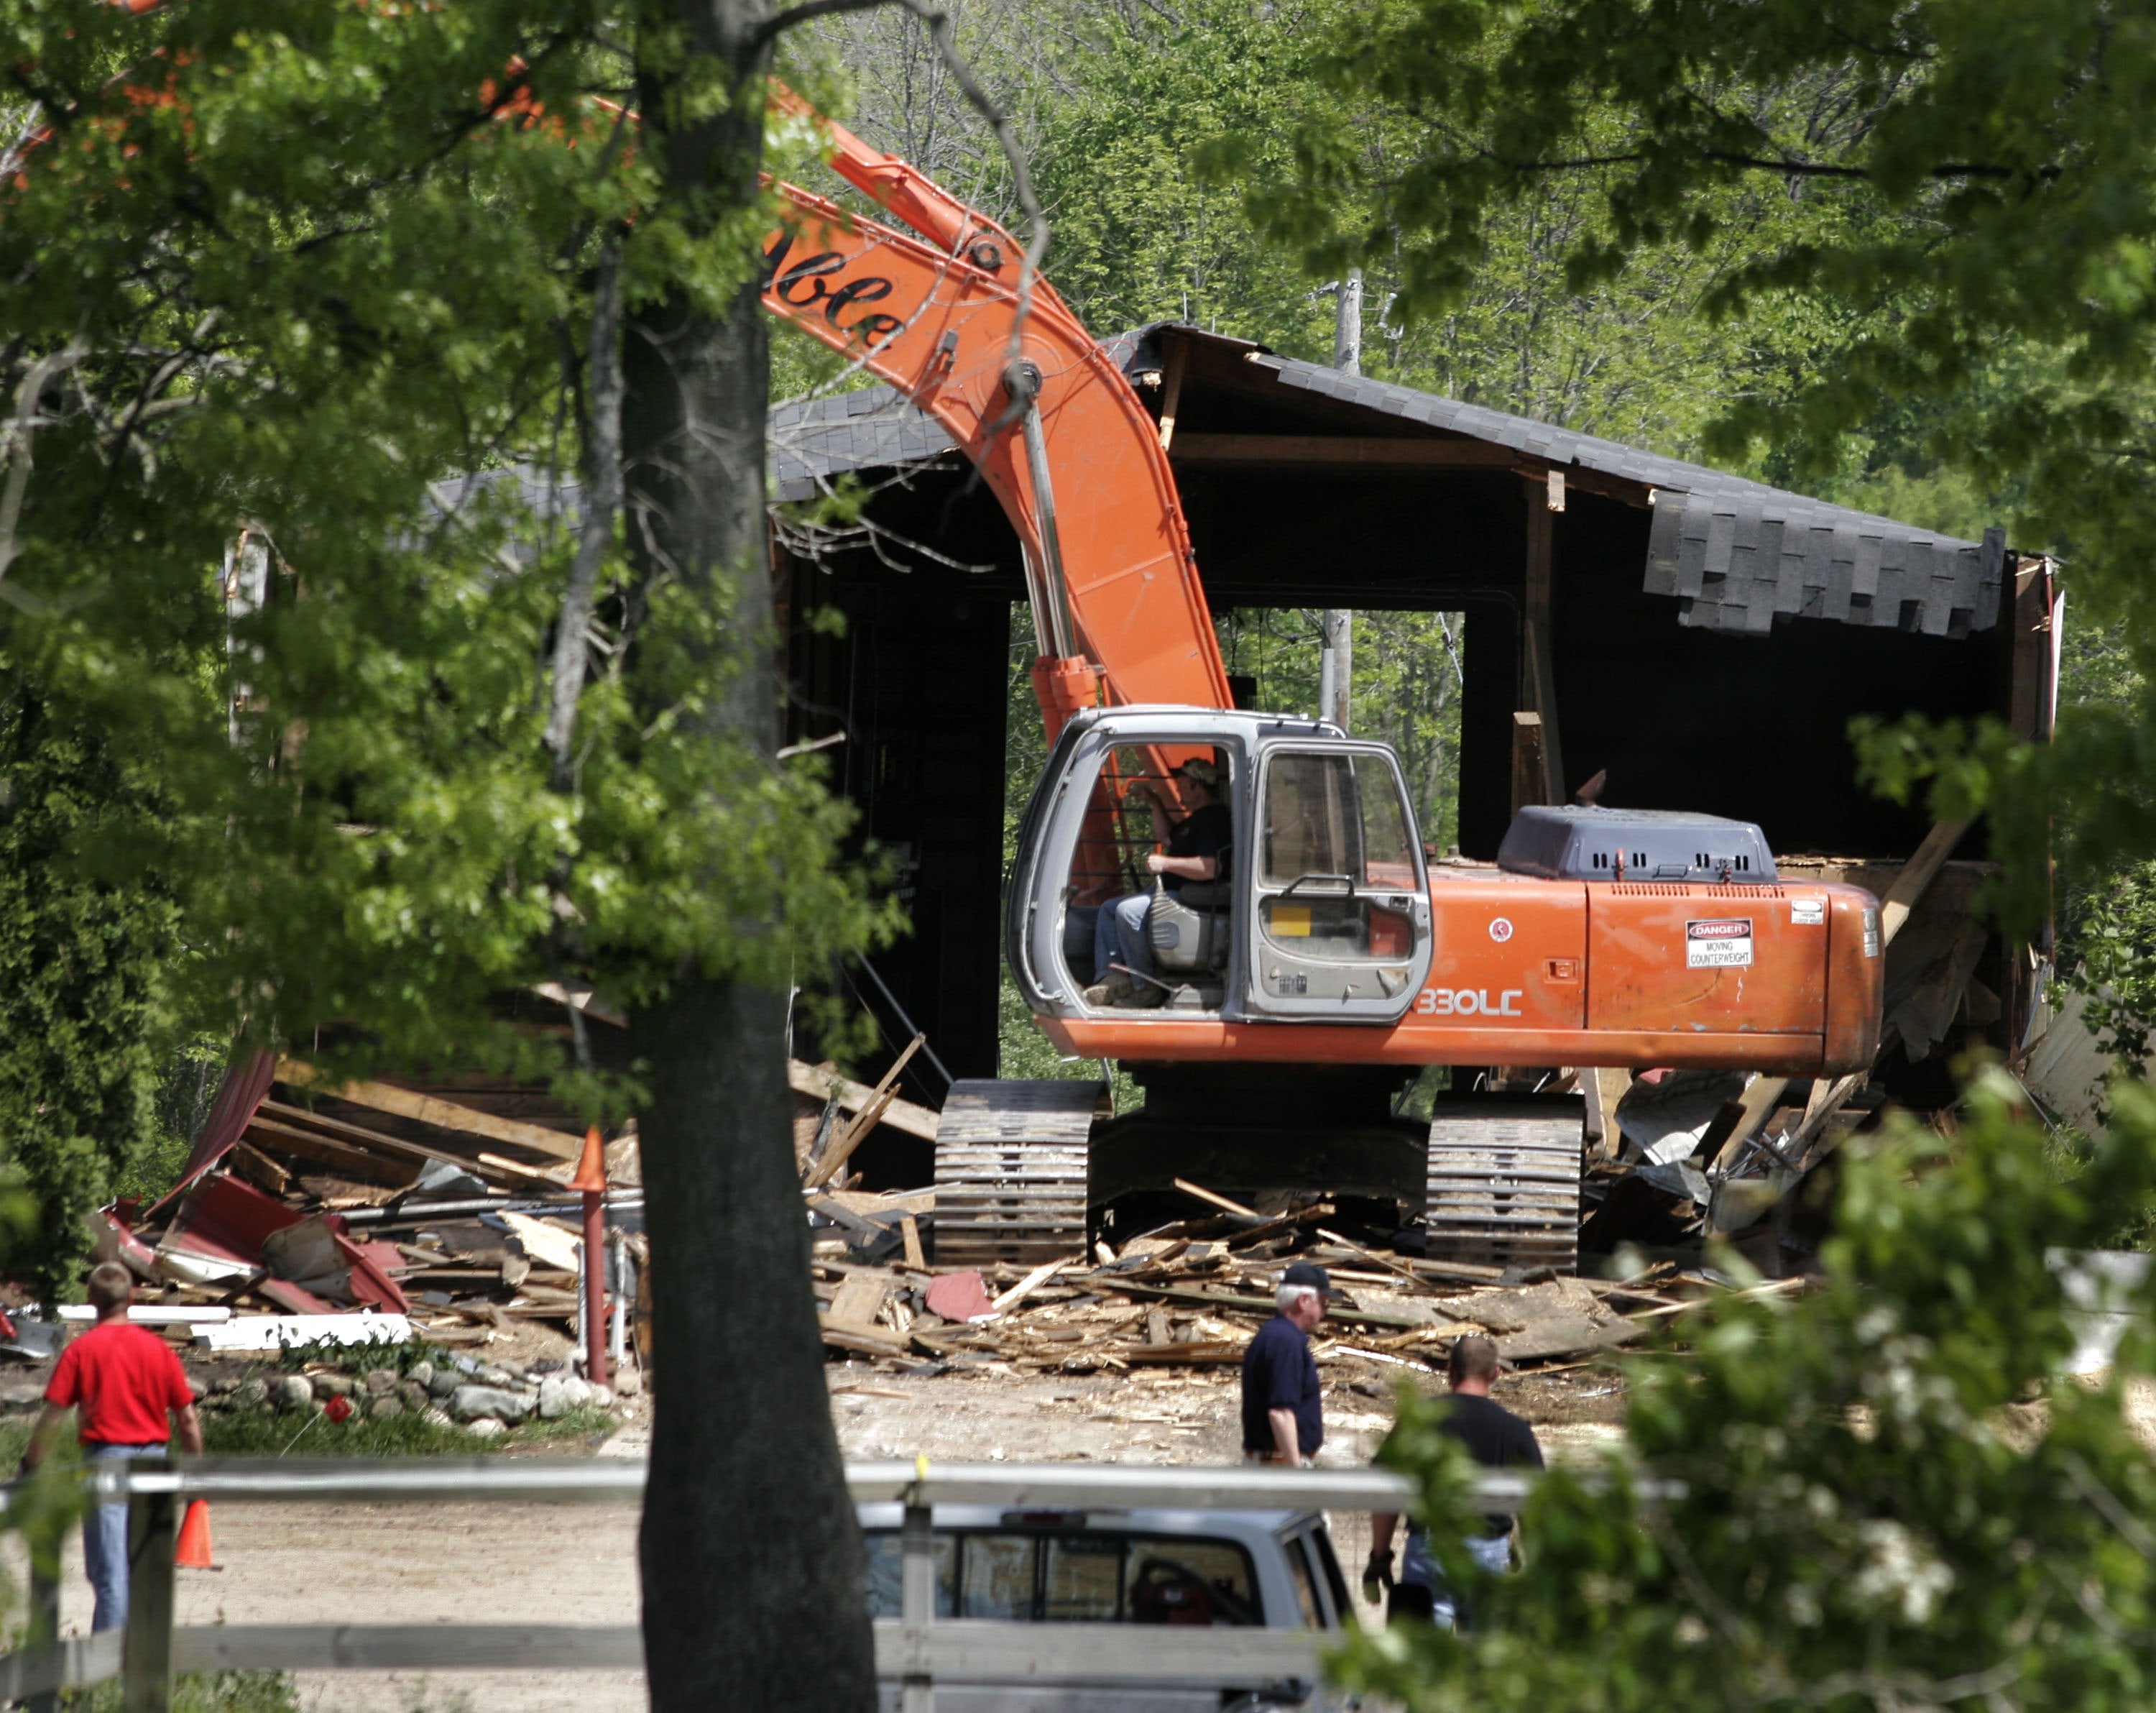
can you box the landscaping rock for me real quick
[425,1366,459,1400]
[397,1379,430,1411]
[407,1359,436,1390]
[271,1374,314,1415]
[448,1383,530,1425]
[465,1417,506,1439]
[591,1384,613,1408]
[613,1365,642,1398]
[419,1405,453,1429]
[474,1363,519,1389]
[232,1377,269,1411]
[310,1372,356,1401]
[537,1374,596,1419]
[367,1395,405,1421]
[362,1368,398,1397]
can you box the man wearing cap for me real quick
[1365,1333,1543,1628]
[1084,756,1232,1009]
[1240,1263,1328,1466]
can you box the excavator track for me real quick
[1423,1102,1583,1274]
[932,1080,1102,1268]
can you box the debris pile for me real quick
[811,1187,1787,1378]
[75,1050,648,1364]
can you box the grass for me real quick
[200,1402,619,1457]
[0,1394,617,1465]
[65,1672,303,1712]
[63,1673,475,1712]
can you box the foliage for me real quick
[1342,1074,2156,1710]
[1024,0,1341,358]
[1216,0,2156,938]
[198,1400,618,1457]
[0,0,898,1124]
[63,1673,303,1713]
[0,674,173,1302]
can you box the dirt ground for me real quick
[19,1355,2153,1711]
[8,1355,1628,1712]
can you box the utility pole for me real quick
[1320,270,1360,730]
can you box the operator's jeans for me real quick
[1400,1528,1512,1630]
[84,1442,167,1632]
[1092,892,1154,986]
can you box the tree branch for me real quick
[545,226,625,794]
[747,0,899,50]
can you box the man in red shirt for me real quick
[24,1263,202,1631]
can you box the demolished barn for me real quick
[771,323,2065,1267]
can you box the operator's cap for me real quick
[1281,1262,1331,1298]
[1172,757,1221,791]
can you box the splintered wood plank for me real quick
[826,1272,894,1333]
[241,1115,420,1188]
[276,1057,582,1161]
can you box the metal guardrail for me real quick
[0,1456,1684,1709]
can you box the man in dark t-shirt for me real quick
[1366,1334,1542,1628]
[1240,1263,1328,1464]
[1084,756,1233,1008]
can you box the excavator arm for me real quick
[756,166,1233,731]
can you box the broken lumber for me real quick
[788,1060,939,1143]
[805,1036,925,1190]
[1102,1280,1429,1331]
[1171,1178,1261,1220]
[1879,817,1973,945]
[276,1059,583,1162]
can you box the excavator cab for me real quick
[1007,708,1436,1025]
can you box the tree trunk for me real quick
[625,2,877,1706]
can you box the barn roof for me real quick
[773,326,2009,639]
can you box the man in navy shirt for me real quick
[1241,1262,1328,1465]
[1084,756,1233,1009]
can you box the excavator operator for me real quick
[1084,757,1233,1009]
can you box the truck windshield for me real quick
[865,1528,1261,1625]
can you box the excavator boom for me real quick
[757,175,1233,725]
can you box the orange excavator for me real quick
[760,96,1884,1271]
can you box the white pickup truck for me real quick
[860,1501,1361,1712]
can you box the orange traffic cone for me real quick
[175,1500,218,1571]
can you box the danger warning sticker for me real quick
[1686,918,1754,969]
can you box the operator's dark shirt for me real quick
[1164,802,1233,895]
[1436,1392,1544,1537]
[1241,1313,1322,1456]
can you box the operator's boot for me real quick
[1120,980,1166,1009]
[1082,970,1135,1007]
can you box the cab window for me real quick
[1259,751,1420,961]
[865,1528,1261,1626]
[1281,1535,1325,1630]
